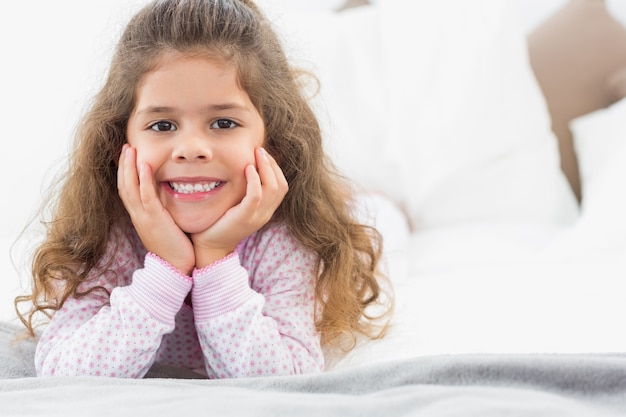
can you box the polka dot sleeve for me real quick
[191,224,324,378]
[35,243,193,378]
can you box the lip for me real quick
[161,176,225,201]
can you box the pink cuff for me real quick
[191,252,257,321]
[122,253,193,325]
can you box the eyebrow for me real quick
[136,103,250,115]
[135,106,174,115]
[137,103,250,114]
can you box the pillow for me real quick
[528,0,626,200]
[275,1,579,230]
[379,0,579,230]
[567,97,626,250]
[570,97,626,196]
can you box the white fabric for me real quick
[275,0,579,231]
[571,97,626,204]
[0,237,26,325]
[328,217,626,370]
[566,99,626,255]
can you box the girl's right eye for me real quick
[149,121,177,132]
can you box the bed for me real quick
[2,0,626,415]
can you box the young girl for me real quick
[15,0,390,378]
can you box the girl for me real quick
[15,0,390,378]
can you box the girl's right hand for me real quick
[117,145,195,275]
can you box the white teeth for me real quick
[169,181,221,194]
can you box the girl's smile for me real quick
[162,177,224,202]
[126,53,265,234]
[166,179,222,195]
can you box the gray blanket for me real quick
[2,321,626,416]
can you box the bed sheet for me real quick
[328,221,626,370]
[0,237,25,325]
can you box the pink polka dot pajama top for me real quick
[35,223,324,378]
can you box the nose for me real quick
[172,129,212,162]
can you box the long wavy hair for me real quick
[16,0,392,349]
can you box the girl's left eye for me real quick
[211,119,238,129]
[149,121,177,132]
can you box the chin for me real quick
[174,216,219,235]
[178,223,214,235]
[179,226,203,235]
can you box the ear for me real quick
[528,0,626,200]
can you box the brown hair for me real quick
[16,0,392,350]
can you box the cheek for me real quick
[126,122,155,165]
[232,144,258,170]
[134,151,150,167]
[230,155,255,195]
[132,142,161,169]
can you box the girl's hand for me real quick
[191,147,288,269]
[117,145,195,275]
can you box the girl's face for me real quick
[126,53,265,234]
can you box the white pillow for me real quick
[275,1,579,230]
[379,0,579,229]
[571,98,626,199]
[568,98,626,250]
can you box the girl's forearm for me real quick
[36,253,192,378]
[190,254,323,378]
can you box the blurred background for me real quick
[0,0,624,238]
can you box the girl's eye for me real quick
[149,121,177,132]
[211,119,238,129]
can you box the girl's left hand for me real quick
[191,147,288,269]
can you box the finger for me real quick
[266,151,289,196]
[258,149,288,207]
[245,163,281,226]
[120,146,143,211]
[242,164,263,210]
[117,143,129,190]
[117,144,127,193]
[137,162,160,210]
[255,148,278,191]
